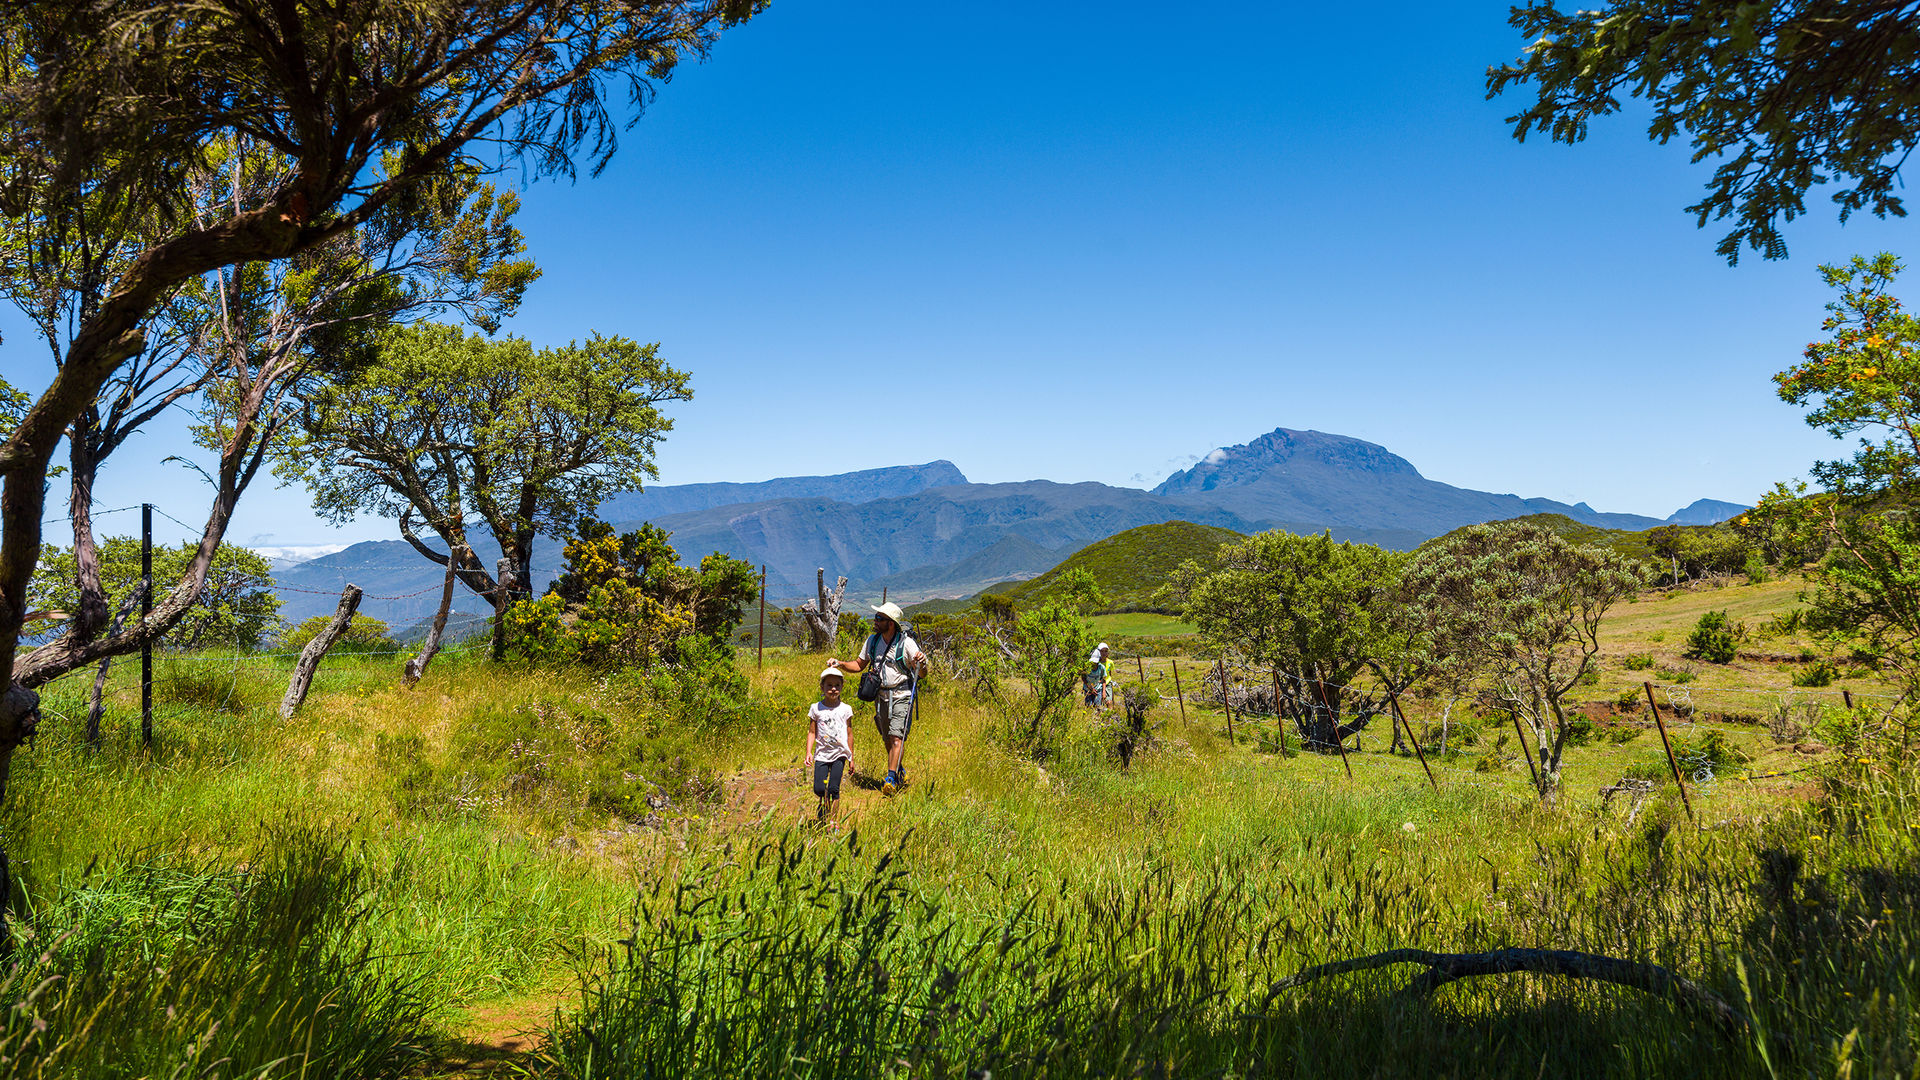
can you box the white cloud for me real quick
[1203,448,1229,465]
[255,544,348,567]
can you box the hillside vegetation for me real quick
[4,631,1908,1078]
[979,520,1244,613]
[1422,512,1658,562]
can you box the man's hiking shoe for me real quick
[882,771,899,796]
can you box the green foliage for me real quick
[1793,659,1841,688]
[1669,729,1752,779]
[290,323,695,609]
[1179,530,1405,713]
[283,613,396,655]
[0,829,431,1078]
[507,519,757,670]
[1623,653,1654,670]
[1489,3,1920,262]
[1420,513,1656,564]
[991,521,1242,614]
[1646,524,1755,583]
[1055,566,1108,614]
[1771,255,1920,694]
[1684,610,1740,664]
[1405,520,1644,800]
[30,539,279,650]
[1615,687,1644,712]
[995,602,1097,762]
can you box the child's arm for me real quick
[805,715,817,771]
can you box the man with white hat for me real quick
[829,601,927,796]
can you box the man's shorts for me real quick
[874,691,913,740]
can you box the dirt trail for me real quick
[430,981,569,1076]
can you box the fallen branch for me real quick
[1266,947,1748,1035]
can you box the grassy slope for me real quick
[1422,512,1659,561]
[7,615,1904,1076]
[981,520,1243,613]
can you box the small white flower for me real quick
[1402,822,1417,834]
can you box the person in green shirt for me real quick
[1083,642,1112,708]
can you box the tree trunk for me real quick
[799,569,847,652]
[404,563,459,687]
[280,584,362,720]
[84,582,147,746]
[490,556,516,661]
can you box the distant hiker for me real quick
[806,666,854,822]
[829,601,927,797]
[1084,642,1112,708]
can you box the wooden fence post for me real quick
[1171,658,1188,725]
[1644,681,1695,820]
[281,585,363,720]
[1511,712,1541,789]
[1311,677,1354,780]
[1215,658,1235,742]
[1385,685,1439,791]
[1136,655,1146,683]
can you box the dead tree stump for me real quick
[799,569,847,652]
[281,584,362,720]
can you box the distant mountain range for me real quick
[270,427,1748,631]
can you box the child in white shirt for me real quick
[806,666,854,820]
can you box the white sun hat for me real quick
[819,666,845,682]
[871,601,906,624]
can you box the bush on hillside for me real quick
[1683,610,1740,664]
[505,519,758,670]
[283,613,396,655]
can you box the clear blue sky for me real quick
[6,1,1913,550]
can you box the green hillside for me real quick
[1420,513,1658,562]
[984,521,1244,614]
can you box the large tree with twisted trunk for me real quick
[287,323,692,655]
[0,0,762,791]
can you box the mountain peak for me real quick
[1665,498,1750,526]
[1152,428,1421,496]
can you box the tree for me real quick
[9,153,537,686]
[0,0,762,770]
[1404,521,1642,802]
[289,324,693,653]
[1174,531,1405,751]
[1774,254,1920,688]
[505,519,756,669]
[31,539,280,651]
[1003,603,1097,761]
[1488,2,1920,262]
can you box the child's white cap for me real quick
[819,666,845,682]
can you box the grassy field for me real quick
[0,602,1910,1077]
[1087,611,1196,637]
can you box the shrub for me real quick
[1577,667,1599,686]
[1743,552,1770,583]
[1669,729,1751,780]
[1623,653,1654,670]
[1562,714,1597,745]
[283,613,396,655]
[1655,665,1697,684]
[1768,609,1805,637]
[1607,725,1643,744]
[1683,610,1739,664]
[1793,659,1840,687]
[1614,687,1642,711]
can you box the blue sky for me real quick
[6,1,1915,550]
